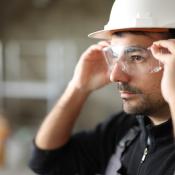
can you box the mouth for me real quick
[120,91,139,99]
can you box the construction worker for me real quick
[29,0,175,174]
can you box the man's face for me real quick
[110,33,169,116]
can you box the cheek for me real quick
[133,72,163,94]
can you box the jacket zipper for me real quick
[141,147,148,163]
[137,147,149,175]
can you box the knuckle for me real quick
[88,45,101,52]
[89,44,98,50]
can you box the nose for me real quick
[109,62,130,83]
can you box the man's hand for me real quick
[150,39,175,135]
[150,39,175,104]
[35,41,111,149]
[70,41,111,93]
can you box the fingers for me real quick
[81,41,110,59]
[150,44,169,62]
[150,39,175,63]
[151,39,175,54]
[89,41,110,50]
[98,41,111,47]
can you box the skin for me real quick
[150,39,175,134]
[35,32,175,150]
[110,33,171,125]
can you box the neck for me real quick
[148,107,171,125]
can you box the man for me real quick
[29,0,175,174]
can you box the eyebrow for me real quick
[123,46,147,55]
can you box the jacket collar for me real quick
[136,115,173,150]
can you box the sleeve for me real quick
[29,112,136,175]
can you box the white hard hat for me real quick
[88,0,175,39]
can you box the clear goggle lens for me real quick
[103,45,162,74]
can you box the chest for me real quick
[105,130,175,175]
[122,137,175,175]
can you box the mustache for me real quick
[117,83,142,94]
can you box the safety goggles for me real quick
[103,45,162,75]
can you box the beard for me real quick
[122,95,167,116]
[117,82,168,116]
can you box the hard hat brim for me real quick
[88,28,169,40]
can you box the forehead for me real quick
[111,33,165,47]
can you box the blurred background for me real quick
[0,0,122,174]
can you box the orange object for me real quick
[0,115,11,167]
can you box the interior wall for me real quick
[0,1,124,173]
[0,0,122,131]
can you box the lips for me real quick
[120,91,137,99]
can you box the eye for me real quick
[129,55,145,63]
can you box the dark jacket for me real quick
[29,112,175,175]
